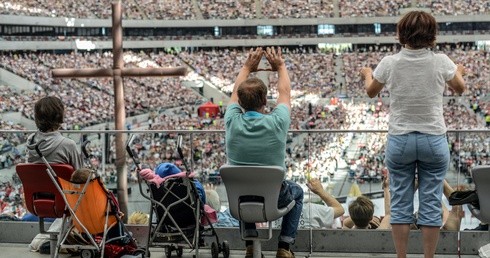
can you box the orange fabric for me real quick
[59,177,117,235]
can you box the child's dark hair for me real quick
[397,11,437,49]
[348,196,375,228]
[34,96,65,132]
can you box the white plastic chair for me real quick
[470,166,490,224]
[219,165,295,258]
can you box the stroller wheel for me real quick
[80,249,95,258]
[211,242,219,258]
[165,246,172,258]
[176,247,183,257]
[134,249,146,258]
[222,241,230,258]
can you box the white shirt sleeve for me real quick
[373,56,392,84]
[438,54,457,82]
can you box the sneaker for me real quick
[245,245,264,258]
[276,248,295,258]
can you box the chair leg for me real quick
[253,240,261,258]
[49,234,57,258]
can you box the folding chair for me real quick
[16,163,74,258]
[219,165,295,258]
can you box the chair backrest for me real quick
[219,164,293,223]
[472,165,490,223]
[16,163,74,218]
[58,177,118,235]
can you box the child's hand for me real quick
[456,64,465,76]
[360,67,373,80]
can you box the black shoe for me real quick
[465,223,488,231]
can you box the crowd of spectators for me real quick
[417,0,490,16]
[261,0,334,18]
[199,0,256,19]
[0,181,25,220]
[0,85,28,168]
[0,50,201,129]
[338,0,410,17]
[1,0,488,19]
[0,45,488,220]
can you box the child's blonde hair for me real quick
[128,211,149,225]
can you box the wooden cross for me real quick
[51,1,187,219]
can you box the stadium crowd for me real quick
[1,0,489,19]
[0,44,487,224]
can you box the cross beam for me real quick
[51,1,187,220]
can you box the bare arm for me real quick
[342,217,354,229]
[264,47,291,110]
[378,177,391,229]
[447,64,466,95]
[441,180,464,231]
[361,67,384,98]
[229,47,264,105]
[307,178,345,218]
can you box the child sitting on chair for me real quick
[139,162,206,204]
[70,168,94,184]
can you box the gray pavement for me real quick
[0,243,480,258]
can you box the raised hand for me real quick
[243,47,263,72]
[360,67,373,80]
[306,177,324,195]
[264,46,285,71]
[456,64,465,76]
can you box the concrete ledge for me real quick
[1,222,487,255]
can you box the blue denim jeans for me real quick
[244,180,303,244]
[385,133,449,227]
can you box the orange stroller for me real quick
[18,140,143,258]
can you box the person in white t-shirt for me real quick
[273,178,344,229]
[360,10,466,258]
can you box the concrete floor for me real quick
[0,243,481,258]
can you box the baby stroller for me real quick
[126,134,229,258]
[18,139,144,258]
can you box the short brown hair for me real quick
[70,168,92,183]
[397,11,437,49]
[34,96,65,132]
[237,78,267,111]
[348,196,374,228]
